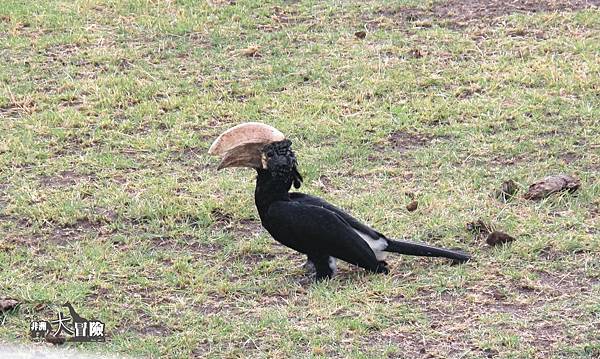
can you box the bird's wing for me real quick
[266,201,381,270]
[289,192,384,239]
[288,193,471,263]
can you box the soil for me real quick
[376,0,600,28]
[387,131,447,153]
[431,0,599,22]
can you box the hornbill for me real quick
[209,122,471,280]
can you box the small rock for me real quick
[523,174,580,200]
[354,31,366,39]
[0,298,19,312]
[495,179,519,202]
[483,348,499,358]
[406,200,418,212]
[45,335,66,345]
[486,231,515,246]
[241,45,261,58]
[409,49,423,58]
[466,219,492,235]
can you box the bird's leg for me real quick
[310,255,335,281]
[375,260,389,274]
[303,257,316,273]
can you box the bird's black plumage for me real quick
[253,140,470,280]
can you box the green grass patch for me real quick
[1,0,599,357]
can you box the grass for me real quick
[0,0,599,357]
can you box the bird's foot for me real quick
[303,259,316,273]
[315,272,333,282]
[376,261,389,274]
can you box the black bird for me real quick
[209,123,471,280]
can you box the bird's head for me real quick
[208,122,303,188]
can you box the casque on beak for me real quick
[208,122,285,170]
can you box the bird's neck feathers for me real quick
[254,169,293,211]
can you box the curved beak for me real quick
[208,122,285,170]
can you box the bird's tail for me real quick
[385,239,471,263]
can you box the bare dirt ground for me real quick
[393,0,600,23]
